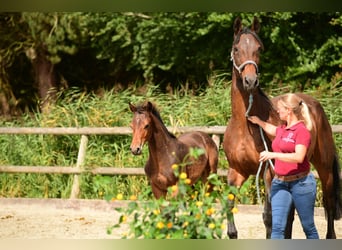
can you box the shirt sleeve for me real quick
[295,126,311,148]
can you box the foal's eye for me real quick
[144,124,149,129]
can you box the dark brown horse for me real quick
[223,16,342,239]
[129,101,218,199]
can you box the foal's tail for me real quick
[332,153,342,220]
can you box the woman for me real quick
[248,93,319,239]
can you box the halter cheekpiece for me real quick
[230,50,259,75]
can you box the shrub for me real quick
[109,148,239,239]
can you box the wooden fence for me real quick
[1,125,342,198]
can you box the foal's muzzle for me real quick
[130,144,143,155]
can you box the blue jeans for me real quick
[270,172,319,239]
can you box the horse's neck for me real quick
[148,115,178,164]
[230,76,251,121]
[231,74,278,125]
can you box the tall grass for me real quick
[0,75,341,203]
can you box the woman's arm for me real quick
[258,144,308,163]
[247,116,277,137]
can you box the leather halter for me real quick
[230,50,259,74]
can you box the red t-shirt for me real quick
[272,121,311,176]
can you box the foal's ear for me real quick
[233,17,242,36]
[251,16,260,34]
[129,103,136,112]
[146,101,153,112]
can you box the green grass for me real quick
[0,75,341,203]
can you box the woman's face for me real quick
[277,102,289,121]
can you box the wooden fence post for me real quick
[70,135,88,199]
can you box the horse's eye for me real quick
[234,47,238,53]
[144,124,149,129]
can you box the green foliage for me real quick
[1,12,342,113]
[21,12,85,64]
[109,151,239,239]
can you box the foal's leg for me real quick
[150,182,167,199]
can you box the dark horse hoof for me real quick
[227,224,238,239]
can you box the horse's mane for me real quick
[137,102,177,139]
[258,87,273,107]
[234,27,264,51]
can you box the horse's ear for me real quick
[251,16,260,34]
[233,17,242,36]
[129,103,136,112]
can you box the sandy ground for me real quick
[0,198,341,239]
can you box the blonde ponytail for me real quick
[300,101,312,131]
[278,93,313,131]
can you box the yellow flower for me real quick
[156,221,165,229]
[121,215,127,223]
[231,207,238,214]
[153,209,160,215]
[208,223,216,229]
[116,193,123,200]
[129,195,137,201]
[195,213,201,220]
[182,221,189,228]
[221,223,226,230]
[206,207,215,216]
[184,178,191,185]
[171,185,178,192]
[167,222,173,229]
[227,193,235,201]
[179,172,187,179]
[205,192,210,197]
[171,164,178,170]
[195,201,203,207]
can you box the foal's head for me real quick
[231,16,264,93]
[129,101,154,155]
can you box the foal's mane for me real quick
[136,102,176,139]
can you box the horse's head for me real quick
[129,101,154,155]
[231,16,264,93]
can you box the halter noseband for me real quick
[230,50,259,75]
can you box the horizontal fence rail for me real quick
[1,125,341,198]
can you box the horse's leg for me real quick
[227,194,238,239]
[263,168,273,238]
[284,204,295,239]
[262,192,272,238]
[226,167,247,239]
[320,175,337,239]
[314,154,341,239]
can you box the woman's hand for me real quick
[259,151,274,162]
[248,116,261,125]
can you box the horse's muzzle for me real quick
[243,75,259,92]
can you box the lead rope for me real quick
[245,93,274,206]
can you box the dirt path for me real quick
[0,198,341,239]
